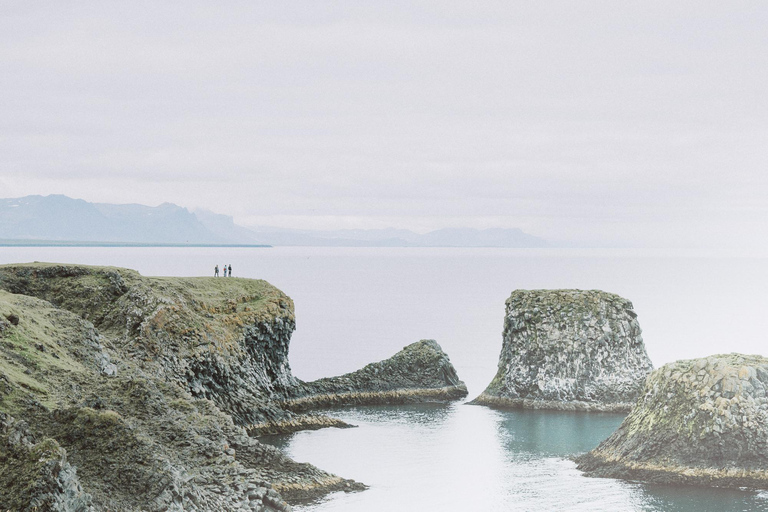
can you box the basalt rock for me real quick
[282,339,468,413]
[576,354,768,489]
[0,263,364,510]
[471,289,653,412]
[0,263,297,425]
[0,263,465,510]
[0,411,94,512]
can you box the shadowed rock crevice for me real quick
[471,289,653,412]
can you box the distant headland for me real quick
[0,194,550,248]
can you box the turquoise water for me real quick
[3,246,768,510]
[263,404,768,512]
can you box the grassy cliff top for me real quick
[0,261,293,329]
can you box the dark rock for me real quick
[0,411,95,512]
[283,339,468,412]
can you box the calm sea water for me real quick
[2,246,767,511]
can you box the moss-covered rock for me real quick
[0,263,297,425]
[576,353,768,489]
[0,263,363,511]
[0,411,93,512]
[471,289,653,412]
[281,339,468,413]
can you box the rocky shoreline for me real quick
[0,263,467,511]
[471,289,653,412]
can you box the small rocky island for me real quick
[0,263,467,511]
[577,353,768,489]
[471,289,653,412]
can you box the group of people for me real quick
[214,264,232,277]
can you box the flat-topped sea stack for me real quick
[577,354,768,489]
[471,289,653,412]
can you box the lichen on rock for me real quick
[0,411,94,512]
[0,263,362,511]
[0,262,466,510]
[576,353,768,489]
[283,339,468,412]
[471,289,653,412]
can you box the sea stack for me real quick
[471,289,653,412]
[577,354,768,489]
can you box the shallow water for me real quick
[262,404,768,512]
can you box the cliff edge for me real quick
[576,354,768,489]
[0,263,467,510]
[471,289,653,412]
[0,263,356,510]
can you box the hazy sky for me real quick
[1,2,767,248]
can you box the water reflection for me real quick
[261,404,768,512]
[493,408,625,457]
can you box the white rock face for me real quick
[472,289,653,411]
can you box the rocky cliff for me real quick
[471,289,653,412]
[576,354,768,489]
[0,263,297,426]
[0,263,467,510]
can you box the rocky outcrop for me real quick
[576,354,768,489]
[0,412,93,512]
[283,339,467,412]
[0,263,466,510]
[0,264,362,510]
[471,289,653,412]
[0,263,298,425]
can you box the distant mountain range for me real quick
[0,195,550,247]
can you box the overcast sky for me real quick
[1,1,767,248]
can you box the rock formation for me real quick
[577,353,768,489]
[471,289,653,412]
[0,263,467,510]
[287,339,467,411]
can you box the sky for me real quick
[1,1,767,248]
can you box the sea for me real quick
[2,246,767,511]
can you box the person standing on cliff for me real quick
[214,265,219,277]
[228,264,232,277]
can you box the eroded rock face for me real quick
[0,263,297,425]
[577,354,768,489]
[286,339,468,411]
[471,289,653,412]
[0,263,467,509]
[0,264,360,510]
[0,412,94,512]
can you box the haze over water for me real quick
[2,246,767,510]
